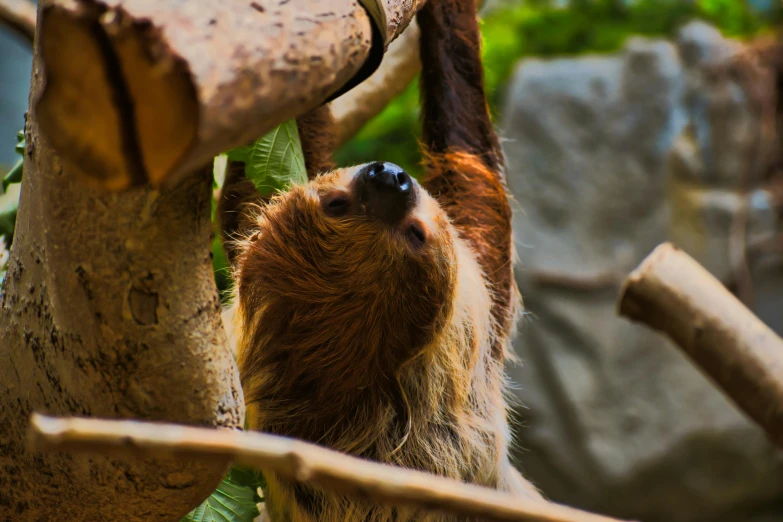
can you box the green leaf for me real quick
[180,466,263,522]
[3,159,23,194]
[227,120,307,197]
[3,130,25,195]
[212,120,307,296]
[0,183,20,243]
[227,466,266,503]
[225,146,251,163]
[15,130,24,156]
[212,233,231,304]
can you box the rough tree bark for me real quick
[0,35,246,521]
[0,0,419,152]
[34,0,419,191]
[0,0,420,520]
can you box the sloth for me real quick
[218,0,541,519]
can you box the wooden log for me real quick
[30,414,637,522]
[617,242,783,449]
[34,0,420,191]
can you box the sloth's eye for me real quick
[406,223,426,249]
[324,196,349,217]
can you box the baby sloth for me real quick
[219,0,541,519]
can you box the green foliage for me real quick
[337,0,781,177]
[212,155,233,302]
[2,130,24,193]
[0,235,8,287]
[197,120,308,521]
[2,160,22,194]
[212,120,309,300]
[0,183,19,251]
[226,119,308,197]
[212,228,232,303]
[0,130,24,285]
[14,130,24,155]
[180,466,265,522]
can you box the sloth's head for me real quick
[235,162,459,385]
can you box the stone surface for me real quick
[502,22,783,522]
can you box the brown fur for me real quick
[423,152,517,359]
[296,104,338,178]
[219,104,337,264]
[220,0,541,519]
[417,0,517,359]
[218,160,262,265]
[418,0,504,171]
[228,167,538,521]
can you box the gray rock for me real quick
[676,21,761,188]
[503,38,680,283]
[502,23,783,522]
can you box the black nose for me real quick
[356,162,417,224]
[363,161,412,194]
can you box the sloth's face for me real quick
[314,162,435,253]
[235,162,458,373]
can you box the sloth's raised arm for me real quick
[419,0,515,355]
[296,105,338,179]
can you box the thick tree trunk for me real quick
[1,1,421,519]
[0,4,245,520]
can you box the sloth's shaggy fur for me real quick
[219,0,541,519]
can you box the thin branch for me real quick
[29,414,635,522]
[0,0,36,43]
[617,242,783,449]
[331,20,421,147]
[529,269,623,292]
[330,0,491,146]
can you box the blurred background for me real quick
[3,1,783,521]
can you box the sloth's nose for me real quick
[357,162,417,224]
[364,161,412,195]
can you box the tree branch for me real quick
[330,19,421,147]
[617,242,783,449]
[3,0,422,151]
[30,414,635,522]
[0,0,35,43]
[34,0,421,191]
[330,0,490,146]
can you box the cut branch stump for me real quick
[618,242,783,449]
